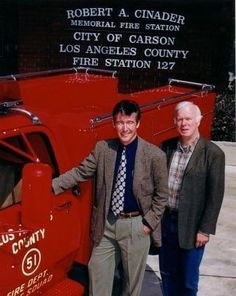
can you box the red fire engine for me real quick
[0,68,216,295]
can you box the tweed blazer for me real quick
[53,136,168,247]
[162,137,225,249]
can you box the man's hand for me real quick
[143,225,152,234]
[195,232,209,248]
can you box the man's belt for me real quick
[118,211,141,219]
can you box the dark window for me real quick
[0,132,57,208]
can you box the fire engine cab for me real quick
[0,68,216,295]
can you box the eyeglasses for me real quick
[114,120,137,128]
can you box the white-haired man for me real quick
[159,101,225,296]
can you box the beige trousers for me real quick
[88,213,150,296]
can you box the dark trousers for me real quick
[159,212,205,296]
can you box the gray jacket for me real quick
[53,136,168,247]
[163,137,225,249]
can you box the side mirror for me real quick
[21,163,52,228]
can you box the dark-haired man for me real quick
[53,99,168,296]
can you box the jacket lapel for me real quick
[133,137,146,198]
[165,137,205,176]
[184,138,205,175]
[105,140,119,206]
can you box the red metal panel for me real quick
[43,278,84,296]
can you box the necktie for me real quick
[111,147,127,216]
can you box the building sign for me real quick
[59,7,189,70]
[0,0,234,89]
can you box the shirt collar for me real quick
[120,136,138,151]
[177,136,199,153]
